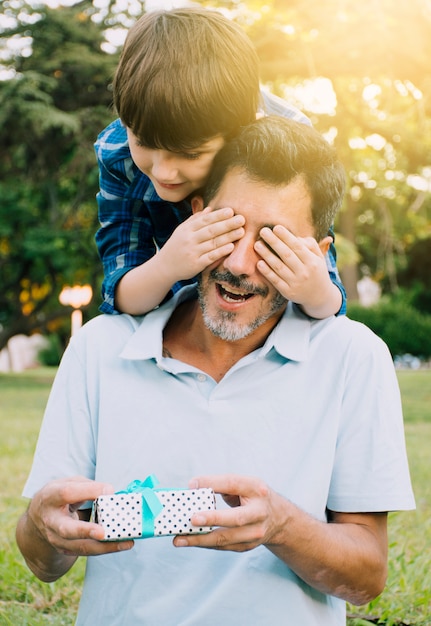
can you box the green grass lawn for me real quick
[0,368,430,625]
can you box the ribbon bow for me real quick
[117,474,164,538]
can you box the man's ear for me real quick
[191,195,205,214]
[318,235,333,257]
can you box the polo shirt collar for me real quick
[260,302,311,362]
[120,287,312,364]
[119,286,195,362]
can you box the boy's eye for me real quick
[181,152,201,160]
[132,136,201,160]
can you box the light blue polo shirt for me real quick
[23,286,415,626]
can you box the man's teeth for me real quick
[220,285,252,302]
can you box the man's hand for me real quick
[173,475,280,552]
[159,206,245,281]
[16,477,134,582]
[173,474,388,606]
[255,226,341,318]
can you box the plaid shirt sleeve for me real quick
[262,92,347,315]
[327,231,347,316]
[94,119,193,314]
[95,120,158,314]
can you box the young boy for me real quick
[95,7,346,317]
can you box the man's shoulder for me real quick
[75,313,143,350]
[313,313,392,361]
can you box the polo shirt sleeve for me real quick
[22,333,97,498]
[327,321,415,512]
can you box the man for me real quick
[17,117,414,626]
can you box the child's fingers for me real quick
[196,218,245,249]
[204,242,236,264]
[254,236,299,278]
[259,226,320,264]
[212,226,245,250]
[195,207,245,237]
[256,257,289,288]
[254,228,311,288]
[200,206,234,221]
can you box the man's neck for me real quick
[162,299,281,383]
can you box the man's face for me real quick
[195,169,315,342]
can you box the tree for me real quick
[1,0,430,352]
[0,0,118,350]
[242,0,431,299]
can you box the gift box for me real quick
[91,475,216,541]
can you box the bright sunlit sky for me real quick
[1,0,429,190]
[0,0,338,115]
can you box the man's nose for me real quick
[222,233,258,277]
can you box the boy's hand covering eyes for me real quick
[158,206,245,280]
[254,225,334,311]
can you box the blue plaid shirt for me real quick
[95,91,346,314]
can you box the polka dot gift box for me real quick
[91,475,216,540]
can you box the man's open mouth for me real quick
[217,284,255,303]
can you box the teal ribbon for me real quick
[116,475,164,538]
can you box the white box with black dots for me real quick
[92,488,216,541]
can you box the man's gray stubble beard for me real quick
[197,272,287,342]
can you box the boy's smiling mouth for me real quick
[155,180,185,189]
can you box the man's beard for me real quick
[197,269,287,342]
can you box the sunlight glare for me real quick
[407,174,431,192]
[366,134,386,151]
[283,77,337,115]
[362,83,381,108]
[349,137,367,149]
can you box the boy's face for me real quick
[127,129,225,202]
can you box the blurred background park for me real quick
[0,0,430,624]
[1,0,431,367]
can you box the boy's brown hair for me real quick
[113,8,260,151]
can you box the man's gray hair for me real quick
[203,116,346,241]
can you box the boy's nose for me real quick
[151,152,178,181]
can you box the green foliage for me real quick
[0,369,86,624]
[1,0,431,349]
[347,299,431,358]
[38,334,63,367]
[397,237,431,314]
[0,2,118,350]
[347,406,431,625]
[397,370,431,423]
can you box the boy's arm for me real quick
[95,201,157,315]
[325,235,347,315]
[255,225,346,318]
[95,130,245,315]
[95,122,162,315]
